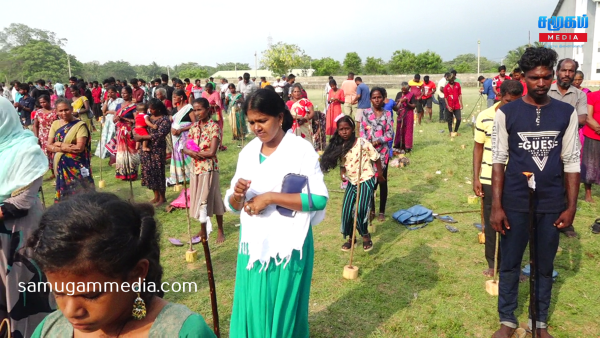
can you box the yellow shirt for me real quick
[474,102,500,185]
[260,81,271,88]
[341,138,380,184]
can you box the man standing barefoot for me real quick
[491,47,580,338]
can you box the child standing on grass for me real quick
[320,115,385,252]
[134,102,154,151]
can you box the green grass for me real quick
[41,88,600,337]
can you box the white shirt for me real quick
[325,82,331,96]
[274,80,283,93]
[239,80,257,99]
[220,83,230,97]
[437,77,447,99]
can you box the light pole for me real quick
[254,52,258,78]
[477,40,481,76]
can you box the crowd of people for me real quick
[0,46,599,337]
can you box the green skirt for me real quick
[229,226,314,338]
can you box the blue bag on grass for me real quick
[392,205,434,230]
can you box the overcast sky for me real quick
[1,0,558,67]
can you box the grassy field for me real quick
[41,87,600,337]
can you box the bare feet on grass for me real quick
[216,229,226,244]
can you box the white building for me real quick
[551,0,600,80]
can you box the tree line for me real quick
[1,23,534,84]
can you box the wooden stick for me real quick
[124,137,134,202]
[348,138,363,268]
[183,146,220,337]
[528,187,537,337]
[437,209,479,216]
[479,196,485,230]
[99,120,103,182]
[38,186,46,210]
[180,150,193,252]
[493,231,499,282]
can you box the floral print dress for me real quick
[359,108,393,169]
[140,115,171,192]
[36,108,57,169]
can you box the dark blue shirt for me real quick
[18,96,36,117]
[482,78,496,100]
[356,83,370,109]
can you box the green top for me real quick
[30,302,215,338]
[229,153,327,212]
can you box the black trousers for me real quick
[482,184,500,269]
[370,164,389,214]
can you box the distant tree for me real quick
[312,57,342,76]
[260,42,307,76]
[343,52,362,74]
[364,57,387,75]
[414,51,444,74]
[4,40,81,82]
[99,61,137,81]
[216,62,251,71]
[0,23,67,52]
[504,42,545,71]
[82,61,101,81]
[178,68,210,80]
[388,49,416,74]
[443,53,500,73]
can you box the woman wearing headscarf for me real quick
[47,98,95,201]
[0,97,55,337]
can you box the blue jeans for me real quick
[498,211,560,329]
[438,97,446,121]
[487,98,495,108]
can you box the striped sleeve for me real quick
[562,109,581,173]
[474,111,486,144]
[492,109,509,164]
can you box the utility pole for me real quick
[477,40,481,76]
[254,52,258,78]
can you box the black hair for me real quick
[498,65,506,72]
[27,192,164,302]
[557,58,579,72]
[161,74,169,82]
[69,76,78,82]
[209,77,214,81]
[379,87,387,99]
[513,68,522,74]
[136,102,148,110]
[348,72,354,77]
[450,70,457,75]
[184,78,190,82]
[93,81,99,85]
[320,115,357,173]
[205,83,214,90]
[139,79,146,84]
[243,89,293,132]
[518,47,558,74]
[477,75,485,82]
[192,97,210,110]
[575,70,585,78]
[153,78,161,84]
[102,79,110,85]
[500,80,524,97]
[424,76,429,81]
[264,85,275,91]
[329,79,337,86]
[106,85,117,93]
[288,74,296,79]
[370,86,385,98]
[328,76,334,80]
[130,78,138,85]
[70,85,80,95]
[121,86,132,96]
[228,83,236,90]
[444,72,451,78]
[173,89,187,101]
[37,94,50,105]
[77,82,86,91]
[243,72,250,80]
[414,74,421,80]
[148,98,167,116]
[108,77,116,83]
[355,77,363,82]
[116,79,121,83]
[122,80,128,86]
[54,97,72,109]
[195,79,201,83]
[37,79,45,86]
[18,83,29,91]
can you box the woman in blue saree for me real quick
[46,98,94,201]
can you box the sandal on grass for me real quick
[591,218,600,234]
[168,238,184,246]
[341,238,357,252]
[363,234,374,252]
[378,213,385,222]
[437,215,457,223]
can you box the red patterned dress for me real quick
[36,108,57,169]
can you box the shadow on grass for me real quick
[309,244,439,338]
